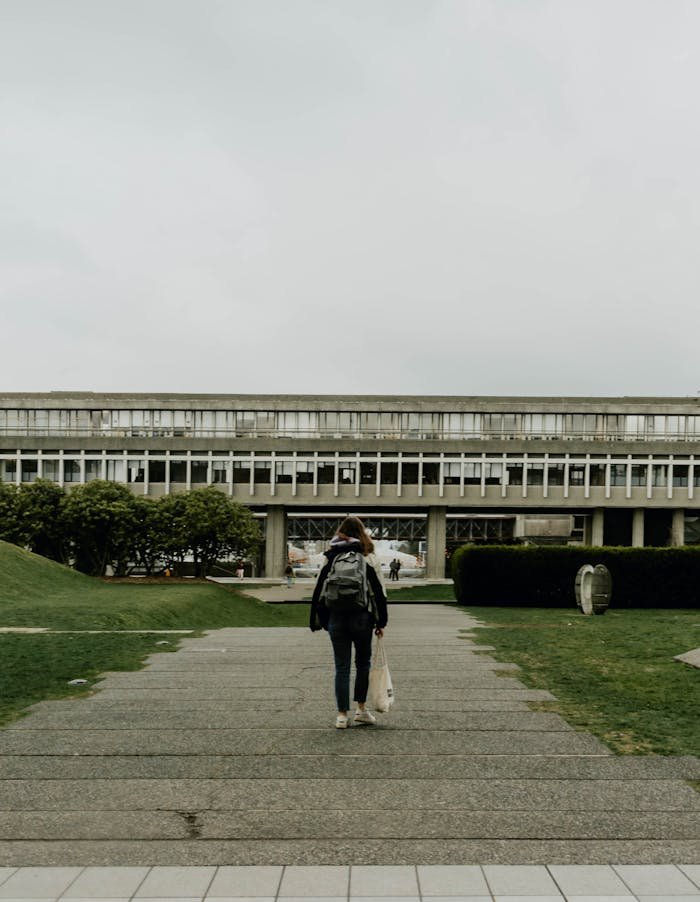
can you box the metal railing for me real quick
[0,427,698,442]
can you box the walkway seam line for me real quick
[203,864,219,900]
[56,864,84,900]
[275,863,286,901]
[129,863,152,901]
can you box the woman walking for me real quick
[310,516,388,729]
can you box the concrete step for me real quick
[1,837,698,867]
[2,754,696,781]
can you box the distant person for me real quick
[395,558,401,580]
[310,516,388,729]
[284,563,294,587]
[236,562,245,580]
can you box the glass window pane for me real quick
[191,460,208,483]
[85,459,101,481]
[21,459,39,482]
[275,461,294,483]
[128,459,145,483]
[548,464,565,486]
[254,460,271,484]
[149,460,166,482]
[1,459,17,481]
[317,460,335,484]
[170,460,187,482]
[64,459,81,482]
[233,460,251,483]
[105,459,124,481]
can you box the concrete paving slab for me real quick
[59,866,149,897]
[635,897,700,902]
[196,810,700,841]
[24,698,533,715]
[2,777,696,813]
[278,866,348,896]
[279,896,347,902]
[350,865,419,896]
[87,674,525,689]
[62,897,133,902]
[417,865,490,895]
[563,896,634,902]
[680,865,700,887]
[1,839,699,867]
[0,867,82,897]
[0,812,188,841]
[490,895,563,901]
[89,687,557,701]
[204,897,275,902]
[482,865,560,895]
[674,648,700,669]
[6,712,574,733]
[420,897,491,902]
[490,896,563,902]
[613,865,700,894]
[132,865,216,896]
[547,866,636,895]
[207,866,282,896]
[0,729,612,756]
[1,809,697,842]
[4,753,696,782]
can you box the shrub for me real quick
[452,544,700,608]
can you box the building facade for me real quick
[1,393,699,577]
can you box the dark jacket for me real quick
[310,538,388,632]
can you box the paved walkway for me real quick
[0,604,698,899]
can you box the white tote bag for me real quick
[367,636,394,713]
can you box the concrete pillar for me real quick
[264,505,287,577]
[591,508,605,546]
[426,506,447,579]
[632,509,645,547]
[671,508,685,547]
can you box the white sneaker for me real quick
[354,708,376,725]
[335,714,349,729]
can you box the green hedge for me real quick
[451,545,700,608]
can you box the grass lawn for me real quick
[0,632,181,725]
[464,605,700,758]
[387,583,456,601]
[0,542,308,725]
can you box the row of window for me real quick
[2,409,700,440]
[2,454,698,492]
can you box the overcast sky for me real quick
[2,0,699,398]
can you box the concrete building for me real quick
[1,393,699,577]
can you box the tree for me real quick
[16,479,67,562]
[130,496,169,576]
[160,487,261,577]
[0,483,21,545]
[62,481,138,576]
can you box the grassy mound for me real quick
[0,540,309,725]
[0,540,308,630]
[0,540,92,601]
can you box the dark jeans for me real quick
[327,609,374,712]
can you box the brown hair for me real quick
[335,515,374,555]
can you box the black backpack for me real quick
[322,550,371,612]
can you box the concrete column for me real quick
[671,508,685,547]
[264,505,287,577]
[426,506,447,579]
[632,509,645,547]
[591,508,605,546]
[583,515,593,546]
